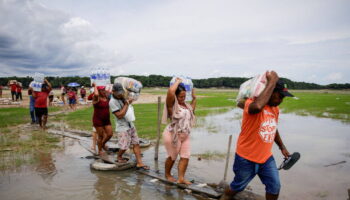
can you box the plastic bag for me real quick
[33,72,44,83]
[114,77,142,101]
[124,105,135,122]
[29,81,42,92]
[236,73,267,105]
[170,76,193,101]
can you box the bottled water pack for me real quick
[90,67,111,86]
[170,76,193,101]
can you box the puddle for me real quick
[1,109,350,200]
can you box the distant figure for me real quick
[60,84,67,105]
[221,71,294,200]
[80,86,86,102]
[92,84,113,156]
[67,87,77,110]
[8,81,17,101]
[0,85,3,98]
[48,90,54,106]
[16,82,22,101]
[109,83,149,170]
[161,78,196,184]
[28,87,37,124]
[33,79,52,129]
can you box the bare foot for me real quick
[103,144,109,151]
[165,175,177,182]
[177,179,192,185]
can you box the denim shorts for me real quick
[230,153,281,195]
[69,98,76,105]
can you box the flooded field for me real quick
[1,109,350,200]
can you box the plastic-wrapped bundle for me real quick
[114,77,142,101]
[33,72,44,83]
[90,67,111,86]
[29,81,43,92]
[170,76,193,101]
[236,73,267,106]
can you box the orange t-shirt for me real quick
[236,98,279,164]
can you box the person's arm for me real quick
[92,84,99,104]
[190,88,197,112]
[166,78,182,117]
[111,99,132,119]
[44,79,52,91]
[274,129,290,158]
[248,71,279,114]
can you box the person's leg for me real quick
[19,92,22,101]
[258,156,281,200]
[221,154,257,200]
[16,92,19,101]
[177,134,191,184]
[163,129,178,181]
[101,125,113,151]
[95,126,105,155]
[11,91,15,101]
[35,108,42,127]
[42,108,48,129]
[165,156,176,182]
[91,130,97,151]
[117,131,129,162]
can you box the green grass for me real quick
[0,107,61,130]
[192,150,227,160]
[280,91,350,122]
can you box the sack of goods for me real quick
[9,80,17,84]
[90,67,111,86]
[114,77,143,101]
[236,72,267,107]
[170,76,193,101]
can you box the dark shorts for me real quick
[230,154,281,195]
[69,99,76,105]
[81,94,86,98]
[35,107,48,119]
[49,95,54,101]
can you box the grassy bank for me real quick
[0,107,61,130]
[280,91,350,122]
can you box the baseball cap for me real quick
[274,79,293,97]
[96,86,105,90]
[112,83,124,95]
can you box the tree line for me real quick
[0,75,349,90]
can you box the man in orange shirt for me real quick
[222,71,293,200]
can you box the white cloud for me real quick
[326,72,343,82]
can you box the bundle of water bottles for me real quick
[114,77,143,101]
[236,72,267,106]
[170,76,194,101]
[90,67,111,86]
[29,72,45,92]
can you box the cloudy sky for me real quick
[1,0,349,84]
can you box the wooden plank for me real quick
[137,170,222,199]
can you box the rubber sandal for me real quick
[136,165,150,170]
[278,152,301,170]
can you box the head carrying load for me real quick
[236,72,267,106]
[113,77,142,101]
[170,75,193,101]
[30,72,45,92]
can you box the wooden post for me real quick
[223,135,233,181]
[154,96,161,160]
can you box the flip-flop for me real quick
[278,152,301,170]
[136,165,150,170]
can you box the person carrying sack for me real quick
[221,71,294,200]
[109,83,149,170]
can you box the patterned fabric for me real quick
[117,127,139,150]
[161,97,195,146]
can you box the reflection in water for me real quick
[35,152,57,183]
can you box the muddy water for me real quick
[1,109,350,200]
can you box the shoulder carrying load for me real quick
[236,72,267,106]
[114,77,142,101]
[170,76,193,101]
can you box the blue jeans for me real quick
[230,153,281,195]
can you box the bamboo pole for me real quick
[154,96,161,160]
[223,135,233,181]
